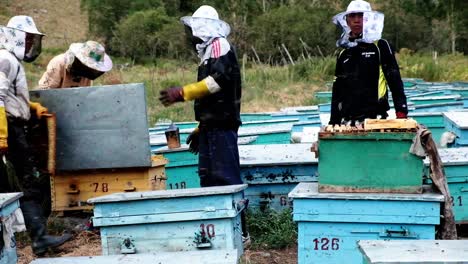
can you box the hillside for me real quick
[0,0,89,49]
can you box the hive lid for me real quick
[88,184,247,203]
[444,112,468,128]
[424,147,468,166]
[358,240,468,263]
[288,182,444,202]
[30,249,238,264]
[0,193,22,209]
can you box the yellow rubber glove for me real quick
[30,102,48,119]
[0,106,8,154]
[182,79,210,101]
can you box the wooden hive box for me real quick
[408,112,446,146]
[30,250,238,264]
[0,193,23,264]
[239,144,318,211]
[318,120,423,193]
[51,157,167,213]
[358,240,468,264]
[289,183,443,264]
[424,147,468,224]
[88,184,247,256]
[444,112,468,147]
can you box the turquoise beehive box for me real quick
[424,147,468,223]
[289,183,443,264]
[239,144,318,211]
[408,112,445,146]
[0,193,22,264]
[88,185,247,256]
[444,112,468,146]
[358,240,468,264]
[30,249,238,264]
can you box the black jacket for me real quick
[329,39,408,125]
[195,40,242,130]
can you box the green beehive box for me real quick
[318,132,423,193]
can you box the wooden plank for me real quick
[358,240,468,263]
[30,250,238,264]
[45,114,56,175]
[364,119,418,130]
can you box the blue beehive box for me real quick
[239,144,318,211]
[358,240,468,264]
[0,193,22,264]
[88,184,247,256]
[289,183,443,264]
[444,112,468,146]
[424,147,468,223]
[408,112,445,146]
[30,249,238,264]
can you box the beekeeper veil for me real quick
[332,0,384,48]
[0,15,44,62]
[180,5,231,61]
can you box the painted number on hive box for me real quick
[200,223,216,238]
[169,181,187,189]
[451,196,463,206]
[313,238,340,250]
[92,182,109,192]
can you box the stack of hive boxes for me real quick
[289,119,445,264]
[29,84,168,214]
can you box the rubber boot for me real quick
[21,200,72,255]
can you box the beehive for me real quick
[88,184,247,256]
[289,183,443,264]
[51,157,167,213]
[318,119,423,193]
[30,250,238,264]
[0,193,23,264]
[424,147,468,223]
[239,144,317,211]
[358,240,468,264]
[444,112,468,146]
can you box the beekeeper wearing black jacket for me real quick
[159,5,242,187]
[329,0,408,125]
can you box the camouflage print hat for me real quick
[68,40,112,72]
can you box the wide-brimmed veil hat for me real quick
[180,5,231,40]
[332,0,384,47]
[7,15,44,35]
[0,15,44,60]
[68,40,112,72]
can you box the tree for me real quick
[111,8,182,62]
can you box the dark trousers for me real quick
[197,127,247,236]
[0,119,41,202]
[198,128,242,187]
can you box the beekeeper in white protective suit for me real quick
[0,15,72,256]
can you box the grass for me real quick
[246,209,297,250]
[23,51,468,124]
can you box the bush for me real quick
[111,8,185,62]
[248,6,337,64]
